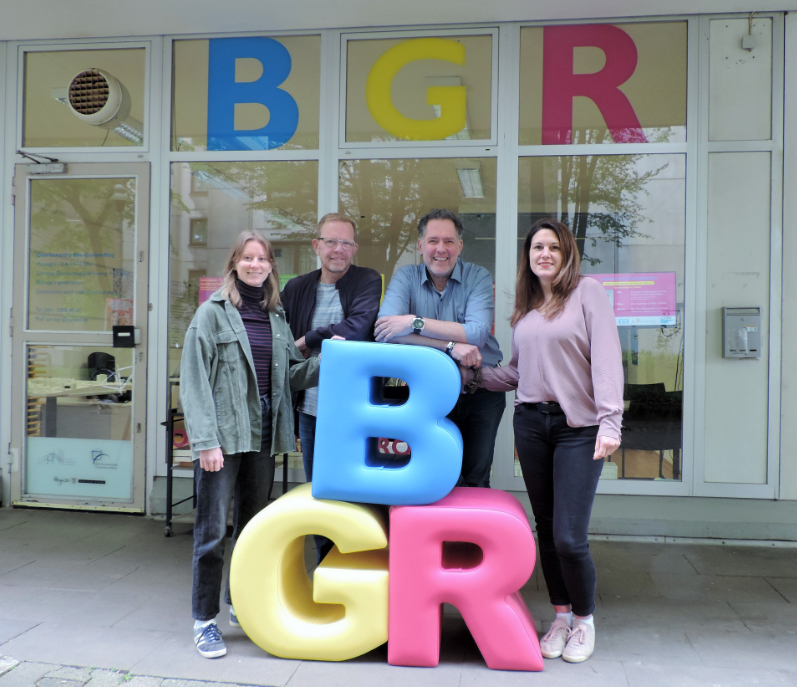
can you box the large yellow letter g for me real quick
[229,483,389,661]
[366,38,466,141]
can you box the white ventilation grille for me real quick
[68,70,110,115]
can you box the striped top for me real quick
[299,282,343,417]
[236,279,272,399]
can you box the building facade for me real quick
[1,0,796,540]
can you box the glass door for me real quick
[10,163,149,511]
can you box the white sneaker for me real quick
[539,617,570,659]
[562,622,595,663]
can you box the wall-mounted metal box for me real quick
[722,307,761,358]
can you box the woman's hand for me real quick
[200,447,224,472]
[458,364,475,391]
[593,435,620,460]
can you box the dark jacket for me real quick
[281,264,383,347]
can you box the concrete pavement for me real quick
[1,507,797,686]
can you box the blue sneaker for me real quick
[229,606,240,628]
[194,621,226,658]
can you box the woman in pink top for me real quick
[474,219,623,664]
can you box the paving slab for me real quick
[596,571,662,598]
[0,658,18,678]
[591,542,698,575]
[766,576,797,602]
[129,634,300,687]
[0,586,142,627]
[686,626,797,672]
[0,557,140,592]
[598,598,746,630]
[45,665,93,681]
[85,669,127,687]
[286,657,463,687]
[0,661,58,686]
[650,572,787,603]
[623,661,794,686]
[37,678,84,687]
[459,658,628,686]
[125,677,164,687]
[0,551,37,577]
[161,680,244,687]
[598,624,701,665]
[683,546,797,578]
[0,623,172,671]
[0,618,39,646]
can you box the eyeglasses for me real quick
[318,237,356,251]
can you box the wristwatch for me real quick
[445,341,456,356]
[412,316,425,335]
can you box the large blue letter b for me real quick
[312,341,462,506]
[207,37,299,150]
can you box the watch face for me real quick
[412,317,424,330]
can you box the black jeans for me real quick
[191,397,274,621]
[448,387,506,488]
[297,411,334,564]
[513,403,602,617]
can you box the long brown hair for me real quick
[511,219,581,326]
[220,230,281,312]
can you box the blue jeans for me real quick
[513,403,602,617]
[191,397,273,621]
[448,388,506,488]
[298,411,334,564]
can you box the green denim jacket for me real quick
[180,291,319,459]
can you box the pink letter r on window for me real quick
[542,24,647,145]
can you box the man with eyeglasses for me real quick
[375,208,505,489]
[281,212,382,561]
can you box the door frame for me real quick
[10,161,150,512]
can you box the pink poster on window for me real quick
[199,277,224,305]
[588,272,677,327]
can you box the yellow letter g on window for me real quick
[366,38,466,141]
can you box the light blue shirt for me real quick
[378,259,503,368]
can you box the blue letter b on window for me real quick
[207,37,299,151]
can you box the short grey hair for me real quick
[417,208,464,239]
[317,213,358,240]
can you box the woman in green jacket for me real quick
[180,229,319,659]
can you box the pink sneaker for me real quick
[562,622,595,663]
[539,617,570,659]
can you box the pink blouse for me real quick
[482,276,624,439]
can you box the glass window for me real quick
[24,49,146,148]
[345,35,493,143]
[338,158,497,286]
[518,154,686,480]
[28,177,137,332]
[26,344,134,499]
[172,36,321,151]
[519,23,687,146]
[168,160,318,383]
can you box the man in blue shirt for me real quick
[375,208,505,488]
